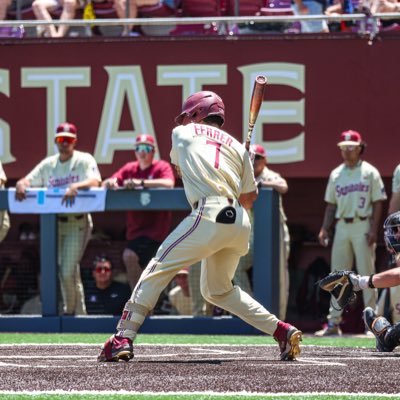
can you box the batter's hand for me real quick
[62,184,78,207]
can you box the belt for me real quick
[339,216,368,224]
[193,196,239,210]
[58,214,84,223]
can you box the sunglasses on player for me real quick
[55,136,76,144]
[339,145,359,151]
[134,144,154,153]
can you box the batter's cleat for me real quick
[363,307,396,352]
[314,322,342,337]
[97,334,134,362]
[278,327,303,361]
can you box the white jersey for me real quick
[392,164,400,194]
[324,160,386,219]
[25,150,101,188]
[170,123,257,206]
[257,166,287,222]
[0,161,7,187]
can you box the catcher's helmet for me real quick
[175,91,225,127]
[384,211,400,254]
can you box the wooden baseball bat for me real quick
[245,75,268,151]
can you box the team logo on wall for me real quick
[140,192,151,207]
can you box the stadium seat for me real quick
[226,0,263,16]
[170,0,222,35]
[260,0,293,16]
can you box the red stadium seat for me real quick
[260,0,293,16]
[180,0,222,16]
[170,0,222,35]
[138,2,177,17]
[226,0,263,16]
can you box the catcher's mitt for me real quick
[318,270,357,309]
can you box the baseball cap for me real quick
[250,144,267,158]
[337,130,363,147]
[55,122,77,139]
[176,267,189,275]
[135,134,155,146]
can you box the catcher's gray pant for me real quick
[328,219,378,325]
[117,196,280,340]
[58,213,92,315]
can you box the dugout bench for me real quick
[0,188,280,333]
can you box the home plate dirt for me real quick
[0,344,399,394]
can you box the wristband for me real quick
[141,179,145,187]
[368,274,375,288]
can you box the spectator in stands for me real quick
[84,255,131,315]
[234,144,291,320]
[292,0,329,32]
[102,134,175,290]
[32,0,78,37]
[168,267,192,315]
[110,0,174,36]
[0,0,12,35]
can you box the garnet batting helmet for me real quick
[175,91,225,127]
[384,211,400,255]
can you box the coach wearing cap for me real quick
[15,122,102,315]
[315,130,386,336]
[102,134,175,290]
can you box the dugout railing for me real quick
[0,188,280,334]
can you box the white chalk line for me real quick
[0,390,400,397]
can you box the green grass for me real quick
[0,332,376,348]
[0,395,399,400]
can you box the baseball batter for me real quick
[15,122,101,315]
[317,130,386,336]
[98,91,302,362]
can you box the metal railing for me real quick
[1,12,400,31]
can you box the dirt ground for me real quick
[0,344,399,394]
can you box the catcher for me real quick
[319,210,400,352]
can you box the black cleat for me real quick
[363,307,396,352]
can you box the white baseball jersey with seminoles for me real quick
[25,150,101,187]
[0,161,6,184]
[392,164,400,194]
[324,160,387,218]
[170,123,256,206]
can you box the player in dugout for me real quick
[98,90,303,363]
[15,122,102,315]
